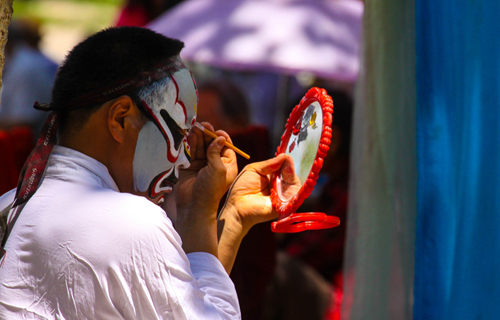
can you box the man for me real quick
[0,27,286,319]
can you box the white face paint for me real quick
[132,66,197,201]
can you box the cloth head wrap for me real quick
[0,57,186,260]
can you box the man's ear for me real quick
[108,95,142,144]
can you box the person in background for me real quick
[195,79,275,320]
[264,88,353,320]
[196,79,273,168]
[197,80,251,133]
[0,18,58,135]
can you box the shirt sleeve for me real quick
[187,252,241,319]
[109,199,241,320]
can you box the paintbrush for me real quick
[194,122,250,159]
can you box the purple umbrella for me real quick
[148,0,363,82]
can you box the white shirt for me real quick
[0,146,240,319]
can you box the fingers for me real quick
[188,126,201,162]
[214,129,232,144]
[198,121,235,159]
[189,122,221,161]
[199,122,215,150]
[206,136,229,176]
[280,155,300,184]
[194,124,207,161]
[246,153,287,176]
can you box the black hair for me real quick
[52,26,184,136]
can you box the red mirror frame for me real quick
[270,87,340,233]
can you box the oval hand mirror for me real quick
[270,87,340,233]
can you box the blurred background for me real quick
[0,1,362,319]
[13,0,122,63]
[4,1,499,320]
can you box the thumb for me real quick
[206,136,227,167]
[247,153,287,176]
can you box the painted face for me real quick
[133,67,197,203]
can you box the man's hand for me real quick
[175,122,237,211]
[222,153,287,233]
[217,153,287,273]
[173,122,238,256]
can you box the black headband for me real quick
[35,56,186,112]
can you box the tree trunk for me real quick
[0,0,13,103]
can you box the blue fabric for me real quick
[415,1,500,319]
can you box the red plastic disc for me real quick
[271,212,340,233]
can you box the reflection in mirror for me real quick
[282,101,323,186]
[279,155,302,201]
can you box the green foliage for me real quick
[12,0,122,33]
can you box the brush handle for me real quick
[194,122,250,159]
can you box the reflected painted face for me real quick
[132,67,197,203]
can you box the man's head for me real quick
[52,27,198,203]
[53,27,185,135]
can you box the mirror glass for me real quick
[279,101,323,201]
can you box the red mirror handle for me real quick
[271,212,340,233]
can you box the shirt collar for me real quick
[48,145,120,192]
